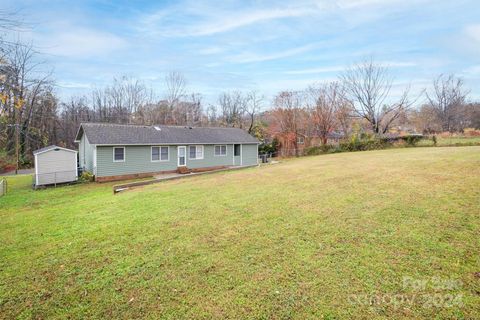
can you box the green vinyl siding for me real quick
[95,144,258,178]
[185,145,234,169]
[96,146,177,177]
[241,144,258,166]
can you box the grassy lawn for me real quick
[417,136,480,147]
[1,147,479,319]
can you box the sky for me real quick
[4,0,480,105]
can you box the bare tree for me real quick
[164,71,186,123]
[91,76,152,123]
[206,104,218,126]
[218,91,246,128]
[244,90,263,134]
[426,74,468,132]
[341,59,413,135]
[0,40,55,171]
[307,82,347,144]
[271,91,303,156]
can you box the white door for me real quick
[177,146,186,166]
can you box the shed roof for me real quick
[75,123,260,145]
[33,145,77,155]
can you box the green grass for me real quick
[417,136,480,147]
[1,147,479,319]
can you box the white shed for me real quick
[34,145,78,186]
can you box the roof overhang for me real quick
[93,142,261,146]
[34,146,78,156]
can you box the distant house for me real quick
[34,145,78,186]
[75,123,260,182]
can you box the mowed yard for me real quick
[1,147,479,319]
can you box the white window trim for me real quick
[113,147,125,162]
[151,146,169,162]
[188,145,204,160]
[297,136,305,144]
[214,145,227,157]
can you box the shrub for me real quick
[305,144,336,156]
[259,138,279,155]
[402,135,423,146]
[464,128,480,136]
[79,171,94,182]
[0,150,15,174]
[305,146,321,156]
[340,132,390,152]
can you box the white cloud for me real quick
[139,4,314,37]
[198,46,227,55]
[284,61,415,75]
[40,27,127,58]
[284,66,346,74]
[227,44,317,63]
[334,0,431,10]
[464,24,480,43]
[188,8,310,36]
[462,65,480,75]
[379,61,417,68]
[57,81,91,89]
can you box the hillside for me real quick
[1,147,479,319]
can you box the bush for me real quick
[402,135,423,146]
[464,128,480,136]
[259,138,279,155]
[304,146,321,156]
[79,171,94,182]
[340,132,390,152]
[0,150,15,174]
[305,144,338,156]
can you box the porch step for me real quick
[177,167,192,174]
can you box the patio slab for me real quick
[113,165,257,194]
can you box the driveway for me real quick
[0,169,34,176]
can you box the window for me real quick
[152,146,169,161]
[297,136,305,144]
[189,145,204,160]
[214,145,227,156]
[160,146,169,161]
[113,147,125,162]
[234,144,240,156]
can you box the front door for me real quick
[177,146,186,166]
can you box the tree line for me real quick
[265,59,479,155]
[1,15,479,168]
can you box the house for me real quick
[75,123,260,182]
[34,145,78,186]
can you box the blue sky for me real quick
[5,0,480,105]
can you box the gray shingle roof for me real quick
[76,123,259,145]
[33,145,76,155]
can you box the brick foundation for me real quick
[190,165,228,173]
[95,170,177,183]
